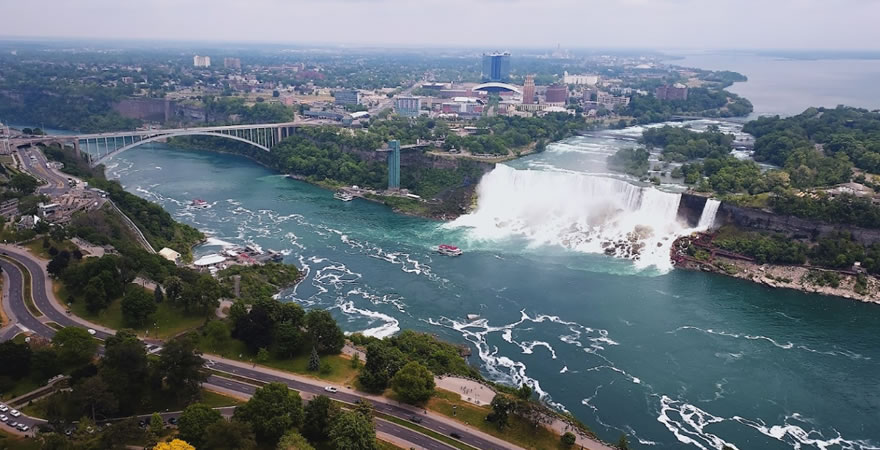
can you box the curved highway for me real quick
[0,246,535,449]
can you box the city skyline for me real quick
[1,0,879,51]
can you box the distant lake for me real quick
[671,52,880,117]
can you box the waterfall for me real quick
[697,199,721,230]
[447,165,689,271]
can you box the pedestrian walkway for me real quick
[435,375,495,406]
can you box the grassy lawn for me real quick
[21,388,243,419]
[376,439,405,450]
[425,389,571,450]
[0,377,41,402]
[61,283,205,339]
[0,430,40,450]
[23,238,76,261]
[196,333,360,385]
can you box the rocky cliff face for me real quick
[718,202,880,245]
[677,192,709,227]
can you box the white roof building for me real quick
[158,247,182,263]
[194,254,226,267]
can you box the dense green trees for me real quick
[233,382,304,445]
[121,288,157,327]
[607,148,650,177]
[156,336,208,400]
[391,361,435,404]
[328,410,378,450]
[745,106,880,173]
[714,230,808,264]
[642,125,734,161]
[302,395,339,441]
[52,327,98,366]
[177,403,223,448]
[623,88,753,124]
[202,419,258,450]
[305,309,346,355]
[769,192,880,229]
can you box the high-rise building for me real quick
[655,83,689,101]
[223,57,241,69]
[545,84,568,104]
[522,75,536,104]
[334,89,360,106]
[395,96,422,117]
[481,52,511,82]
[193,55,211,68]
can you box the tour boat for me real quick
[334,191,354,202]
[190,199,210,209]
[437,244,462,256]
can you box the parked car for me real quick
[323,386,338,393]
[10,410,21,417]
[167,417,177,425]
[0,415,7,422]
[17,424,28,432]
[0,404,8,412]
[8,421,18,428]
[87,329,97,336]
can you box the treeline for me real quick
[88,178,204,257]
[713,227,880,274]
[608,148,650,177]
[769,192,880,229]
[622,87,753,124]
[0,75,141,132]
[444,114,585,155]
[202,96,294,125]
[7,329,211,449]
[642,125,734,161]
[744,106,880,173]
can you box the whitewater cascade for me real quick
[448,165,690,271]
[697,199,721,230]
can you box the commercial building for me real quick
[545,84,568,104]
[563,72,599,86]
[395,96,422,117]
[522,75,536,104]
[334,89,360,106]
[481,52,511,82]
[655,83,689,101]
[597,92,631,109]
[193,55,211,68]
[223,57,241,69]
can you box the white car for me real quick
[17,424,28,432]
[0,415,7,422]
[87,329,97,336]
[10,410,20,417]
[0,405,7,412]
[323,386,338,393]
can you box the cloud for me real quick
[0,0,877,50]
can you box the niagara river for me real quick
[100,118,880,450]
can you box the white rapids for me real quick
[448,164,701,271]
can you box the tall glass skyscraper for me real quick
[481,52,510,82]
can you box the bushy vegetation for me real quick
[218,263,300,301]
[642,125,734,161]
[744,106,880,173]
[622,87,753,124]
[444,113,585,155]
[714,229,808,264]
[607,148,650,177]
[769,192,880,229]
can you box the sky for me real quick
[1,0,878,50]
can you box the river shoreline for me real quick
[672,233,880,305]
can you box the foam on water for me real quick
[448,164,688,271]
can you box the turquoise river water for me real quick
[102,122,880,449]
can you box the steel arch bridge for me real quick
[69,122,302,167]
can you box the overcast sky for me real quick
[1,0,877,50]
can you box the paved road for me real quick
[17,146,68,196]
[0,249,480,449]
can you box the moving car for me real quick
[408,415,422,424]
[450,432,462,439]
[323,386,338,393]
[87,329,97,336]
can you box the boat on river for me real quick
[334,191,354,202]
[437,244,462,256]
[190,199,210,209]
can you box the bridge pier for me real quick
[73,140,81,158]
